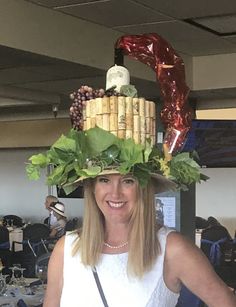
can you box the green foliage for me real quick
[25,127,208,194]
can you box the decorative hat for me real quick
[50,202,66,217]
[26,33,209,195]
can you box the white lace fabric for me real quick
[60,227,179,307]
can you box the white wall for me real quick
[196,168,236,237]
[0,149,84,223]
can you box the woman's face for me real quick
[94,174,138,224]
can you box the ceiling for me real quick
[2,0,236,119]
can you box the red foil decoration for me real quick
[115,33,192,152]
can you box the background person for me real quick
[49,202,67,239]
[44,195,58,229]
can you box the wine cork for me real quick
[102,114,110,131]
[110,96,118,113]
[151,118,156,136]
[125,97,133,115]
[140,116,146,133]
[102,97,110,114]
[96,114,103,128]
[118,96,126,129]
[145,100,150,118]
[90,99,96,118]
[133,98,139,115]
[86,117,91,129]
[150,101,156,118]
[118,129,125,139]
[126,114,133,130]
[82,105,86,119]
[91,117,96,128]
[126,129,133,139]
[110,113,118,131]
[145,117,151,135]
[96,97,103,115]
[86,100,91,118]
[139,98,145,117]
[133,131,140,144]
[133,115,140,132]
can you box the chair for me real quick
[34,252,51,288]
[3,215,23,227]
[34,252,51,279]
[17,299,28,307]
[21,223,50,257]
[65,217,81,231]
[215,239,236,292]
[201,237,228,266]
[0,226,12,273]
[12,223,50,277]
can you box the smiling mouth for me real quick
[107,201,126,208]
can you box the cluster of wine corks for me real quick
[83,96,156,145]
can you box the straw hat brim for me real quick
[63,169,176,195]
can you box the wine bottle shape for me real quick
[106,48,130,92]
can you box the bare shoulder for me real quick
[164,231,236,307]
[165,231,199,257]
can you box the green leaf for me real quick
[82,165,102,177]
[118,162,132,174]
[62,183,80,195]
[26,164,41,180]
[86,127,117,156]
[29,153,48,167]
[46,164,66,185]
[143,138,152,162]
[119,138,144,164]
[120,85,138,97]
[133,164,151,186]
[52,134,77,153]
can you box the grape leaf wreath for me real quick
[26,126,208,195]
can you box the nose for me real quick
[110,181,122,198]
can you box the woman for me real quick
[44,173,236,307]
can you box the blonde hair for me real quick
[45,195,58,209]
[72,179,161,278]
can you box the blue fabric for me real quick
[17,299,28,307]
[201,237,227,265]
[0,241,10,249]
[176,286,203,307]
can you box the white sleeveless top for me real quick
[60,227,179,307]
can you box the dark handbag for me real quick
[92,267,109,307]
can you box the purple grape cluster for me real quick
[69,85,105,130]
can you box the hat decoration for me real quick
[26,33,208,195]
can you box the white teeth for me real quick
[108,201,125,208]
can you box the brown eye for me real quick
[122,177,136,185]
[97,176,109,183]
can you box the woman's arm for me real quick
[43,236,65,307]
[164,232,236,307]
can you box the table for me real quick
[0,278,44,306]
